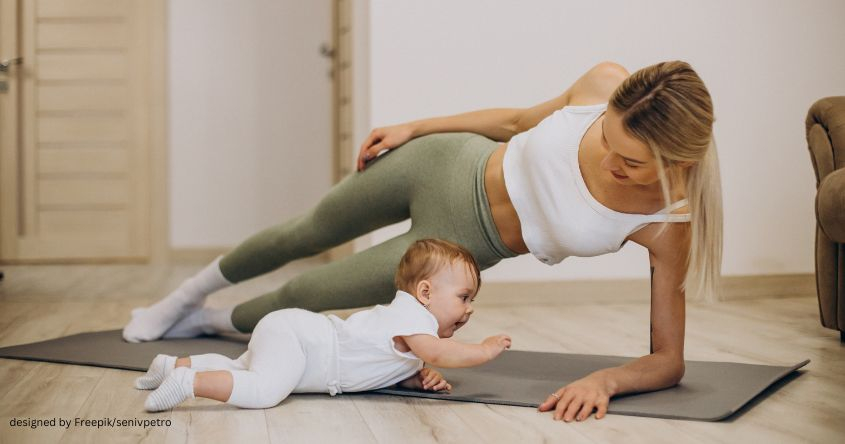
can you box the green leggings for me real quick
[222,133,519,332]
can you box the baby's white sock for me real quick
[162,307,237,339]
[144,367,196,412]
[135,354,178,390]
[123,256,232,343]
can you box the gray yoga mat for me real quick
[0,329,808,421]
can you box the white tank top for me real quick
[502,103,691,265]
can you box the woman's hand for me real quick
[538,371,615,422]
[417,367,451,392]
[481,334,512,361]
[356,123,416,172]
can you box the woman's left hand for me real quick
[538,371,614,421]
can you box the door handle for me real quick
[0,57,23,73]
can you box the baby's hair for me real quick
[394,239,481,295]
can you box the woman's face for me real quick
[599,107,665,187]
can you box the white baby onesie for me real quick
[173,290,439,409]
[329,290,441,393]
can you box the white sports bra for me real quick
[502,103,690,265]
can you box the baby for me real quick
[136,238,512,411]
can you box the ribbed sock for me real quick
[162,307,237,338]
[144,367,196,412]
[123,256,232,343]
[135,354,178,390]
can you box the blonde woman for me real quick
[124,60,722,422]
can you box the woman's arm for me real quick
[538,222,689,421]
[357,61,629,170]
[400,334,511,368]
[602,224,689,393]
[408,108,525,143]
[410,61,630,141]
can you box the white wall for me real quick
[169,0,333,247]
[365,0,845,282]
[168,1,845,283]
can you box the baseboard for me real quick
[476,273,816,306]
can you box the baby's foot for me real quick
[135,354,178,390]
[144,367,196,412]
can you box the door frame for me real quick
[0,0,21,262]
[327,0,357,260]
[148,0,168,264]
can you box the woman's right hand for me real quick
[356,123,416,172]
[482,334,512,360]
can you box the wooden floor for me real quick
[0,260,843,443]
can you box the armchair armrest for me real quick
[817,168,845,243]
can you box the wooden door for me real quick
[0,0,166,262]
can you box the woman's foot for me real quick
[144,367,196,412]
[163,307,237,338]
[135,354,178,390]
[122,257,231,343]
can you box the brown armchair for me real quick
[806,96,845,341]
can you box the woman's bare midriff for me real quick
[484,143,530,255]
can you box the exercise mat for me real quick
[0,329,808,421]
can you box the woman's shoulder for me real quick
[568,61,630,107]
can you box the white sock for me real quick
[144,367,196,412]
[135,354,178,390]
[163,307,237,338]
[123,256,232,343]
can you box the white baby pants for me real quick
[189,308,338,409]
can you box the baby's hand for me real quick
[482,334,512,360]
[418,367,451,392]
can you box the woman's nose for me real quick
[600,152,620,171]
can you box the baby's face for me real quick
[420,261,478,338]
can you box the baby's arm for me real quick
[400,334,511,368]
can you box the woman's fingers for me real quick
[554,391,576,420]
[575,399,596,421]
[538,392,561,412]
[595,398,609,419]
[359,142,388,171]
[356,142,372,171]
[562,395,583,422]
[541,386,610,422]
[357,132,381,171]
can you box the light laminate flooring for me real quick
[0,260,843,443]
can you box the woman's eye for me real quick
[624,162,639,168]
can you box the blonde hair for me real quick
[394,239,481,295]
[610,60,723,302]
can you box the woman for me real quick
[123,60,722,422]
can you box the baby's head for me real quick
[395,239,481,338]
